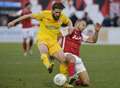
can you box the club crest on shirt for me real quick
[71,31,82,41]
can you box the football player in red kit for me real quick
[9,2,35,56]
[59,20,101,86]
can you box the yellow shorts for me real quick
[36,34,62,55]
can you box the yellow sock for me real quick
[41,54,50,69]
[59,63,68,76]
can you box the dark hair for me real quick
[24,2,31,7]
[52,2,65,10]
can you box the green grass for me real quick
[0,43,120,88]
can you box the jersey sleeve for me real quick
[82,33,89,42]
[61,13,71,25]
[60,27,69,36]
[32,11,44,21]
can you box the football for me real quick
[53,73,67,86]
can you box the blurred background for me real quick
[0,0,120,44]
[0,1,120,88]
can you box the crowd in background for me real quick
[31,0,120,27]
[0,0,120,27]
[60,0,120,27]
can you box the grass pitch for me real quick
[0,43,120,88]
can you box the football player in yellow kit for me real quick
[8,2,77,87]
[8,2,73,74]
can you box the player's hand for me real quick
[8,21,15,28]
[95,23,102,32]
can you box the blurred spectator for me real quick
[0,0,21,26]
[30,0,42,25]
[0,16,8,26]
[9,2,35,56]
[82,12,93,25]
[30,0,42,13]
[102,15,112,27]
[112,13,119,27]
[63,0,78,25]
[117,17,120,27]
[38,0,49,10]
[72,0,86,10]
[63,0,76,17]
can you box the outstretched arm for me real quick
[86,23,102,43]
[8,14,32,27]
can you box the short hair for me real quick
[52,2,65,10]
[24,2,31,7]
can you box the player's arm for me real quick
[85,23,102,43]
[8,11,43,27]
[8,14,33,27]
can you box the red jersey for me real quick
[21,8,32,28]
[61,29,82,57]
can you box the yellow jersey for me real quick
[32,10,71,41]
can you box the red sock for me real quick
[68,62,75,77]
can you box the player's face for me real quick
[52,9,62,21]
[76,21,86,31]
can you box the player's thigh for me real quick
[36,36,49,54]
[75,56,90,84]
[28,27,37,38]
[22,29,28,39]
[74,56,86,74]
[64,53,76,63]
[38,43,48,54]
[53,48,65,63]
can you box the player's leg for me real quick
[27,36,33,55]
[53,49,66,63]
[52,50,74,87]
[22,38,27,56]
[29,36,33,54]
[63,53,77,85]
[22,29,28,56]
[51,44,75,83]
[76,71,90,86]
[53,49,68,75]
[75,56,90,86]
[59,62,68,76]
[38,43,52,73]
[26,28,34,54]
[50,43,70,75]
[65,54,75,77]
[27,28,34,55]
[49,42,66,64]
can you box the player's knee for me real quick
[60,58,66,63]
[60,55,66,63]
[23,38,27,42]
[38,44,48,54]
[66,54,75,63]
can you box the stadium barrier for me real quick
[0,26,120,45]
[0,26,38,43]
